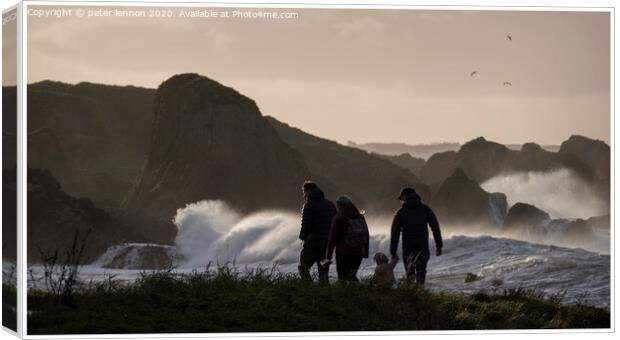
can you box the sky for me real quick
[2,9,17,86]
[24,5,611,145]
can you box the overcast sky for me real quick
[2,9,17,86]
[25,5,610,145]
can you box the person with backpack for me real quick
[324,196,370,282]
[390,187,443,285]
[299,181,337,283]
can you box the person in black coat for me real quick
[390,187,443,285]
[298,181,336,283]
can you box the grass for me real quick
[2,284,17,331]
[24,267,610,334]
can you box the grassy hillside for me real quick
[25,268,610,334]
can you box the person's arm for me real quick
[299,202,312,241]
[389,211,401,256]
[388,255,399,270]
[427,207,443,255]
[325,216,340,259]
[362,216,370,258]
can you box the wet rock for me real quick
[465,272,481,283]
[97,243,181,270]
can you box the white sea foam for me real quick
[481,169,608,219]
[20,199,610,308]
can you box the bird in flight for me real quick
[506,34,512,41]
[470,71,478,77]
[503,81,512,86]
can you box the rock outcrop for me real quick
[559,135,610,198]
[419,137,598,186]
[10,168,176,262]
[420,151,457,185]
[96,243,181,270]
[503,203,551,231]
[430,168,507,227]
[125,74,310,221]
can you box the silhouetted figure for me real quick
[325,196,369,282]
[390,187,443,285]
[373,252,398,285]
[299,181,336,283]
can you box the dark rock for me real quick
[465,272,481,283]
[97,243,181,270]
[420,151,457,185]
[490,278,503,287]
[125,74,310,220]
[559,135,610,199]
[559,135,609,181]
[503,203,551,239]
[546,218,594,240]
[419,136,599,187]
[489,192,508,226]
[431,168,507,227]
[13,168,176,263]
[587,214,610,231]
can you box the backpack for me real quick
[344,217,368,247]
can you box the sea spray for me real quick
[77,200,610,307]
[173,200,392,267]
[481,169,608,219]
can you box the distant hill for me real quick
[507,144,560,153]
[373,153,426,178]
[420,137,603,187]
[266,117,430,213]
[347,141,460,160]
[348,141,561,160]
[3,81,157,208]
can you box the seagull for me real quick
[506,34,512,41]
[470,71,478,77]
[503,81,512,86]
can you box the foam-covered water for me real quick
[18,200,610,308]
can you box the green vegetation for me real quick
[2,284,17,331]
[24,267,610,334]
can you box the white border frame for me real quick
[7,0,617,339]
[2,2,22,338]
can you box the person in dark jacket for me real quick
[390,187,443,285]
[299,181,337,283]
[325,196,369,282]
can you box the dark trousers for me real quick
[403,247,430,285]
[335,253,363,282]
[299,247,328,283]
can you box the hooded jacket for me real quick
[390,193,443,255]
[326,209,370,259]
[299,189,337,249]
